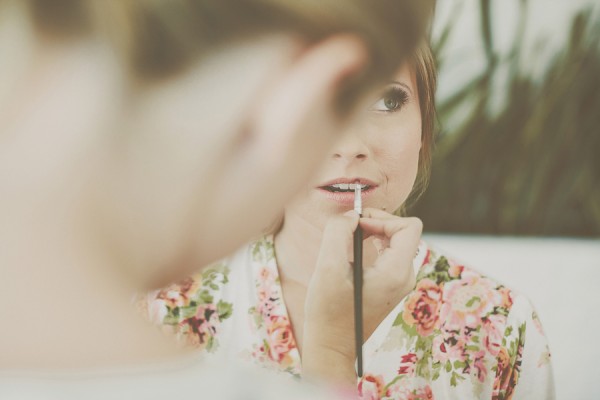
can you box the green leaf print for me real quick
[197,290,214,304]
[383,374,407,392]
[490,305,510,317]
[248,306,264,329]
[465,344,480,352]
[251,237,275,263]
[206,335,217,352]
[518,322,527,342]
[392,312,418,337]
[217,300,233,320]
[465,296,481,308]
[415,357,433,379]
[414,336,435,379]
[450,371,466,387]
[179,305,198,319]
[163,313,179,326]
[502,322,527,377]
[415,335,434,352]
[201,263,230,287]
[160,262,232,350]
[432,366,441,381]
[421,256,453,284]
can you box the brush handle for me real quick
[353,223,364,378]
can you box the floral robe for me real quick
[141,236,555,400]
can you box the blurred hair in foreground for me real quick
[12,0,433,112]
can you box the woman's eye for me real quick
[370,86,409,112]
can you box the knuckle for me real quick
[406,217,423,232]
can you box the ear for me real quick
[247,34,369,170]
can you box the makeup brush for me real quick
[353,182,363,377]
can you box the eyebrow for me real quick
[391,81,413,96]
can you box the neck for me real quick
[274,212,323,287]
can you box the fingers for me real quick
[315,211,360,273]
[360,215,422,275]
[321,210,360,254]
[361,207,397,219]
[387,217,422,257]
[359,208,396,240]
[359,216,422,241]
[251,34,369,169]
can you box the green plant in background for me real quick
[411,0,600,236]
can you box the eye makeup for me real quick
[370,82,410,113]
[381,85,409,112]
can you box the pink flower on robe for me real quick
[482,313,507,357]
[180,303,219,348]
[440,270,499,330]
[358,374,386,400]
[403,279,442,336]
[265,315,296,363]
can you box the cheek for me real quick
[383,141,420,184]
[375,126,421,205]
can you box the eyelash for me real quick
[372,86,410,113]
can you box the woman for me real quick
[0,0,433,396]
[145,41,555,399]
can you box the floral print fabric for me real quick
[143,236,555,399]
[141,263,233,352]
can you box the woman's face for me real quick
[284,63,422,229]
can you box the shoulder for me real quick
[413,242,532,323]
[364,242,554,397]
[405,241,550,361]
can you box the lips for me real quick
[318,177,377,191]
[316,177,377,205]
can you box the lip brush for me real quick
[353,182,364,377]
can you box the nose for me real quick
[332,133,369,161]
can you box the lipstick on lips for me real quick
[317,178,376,205]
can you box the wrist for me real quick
[304,320,356,356]
[302,325,357,386]
[302,342,357,387]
